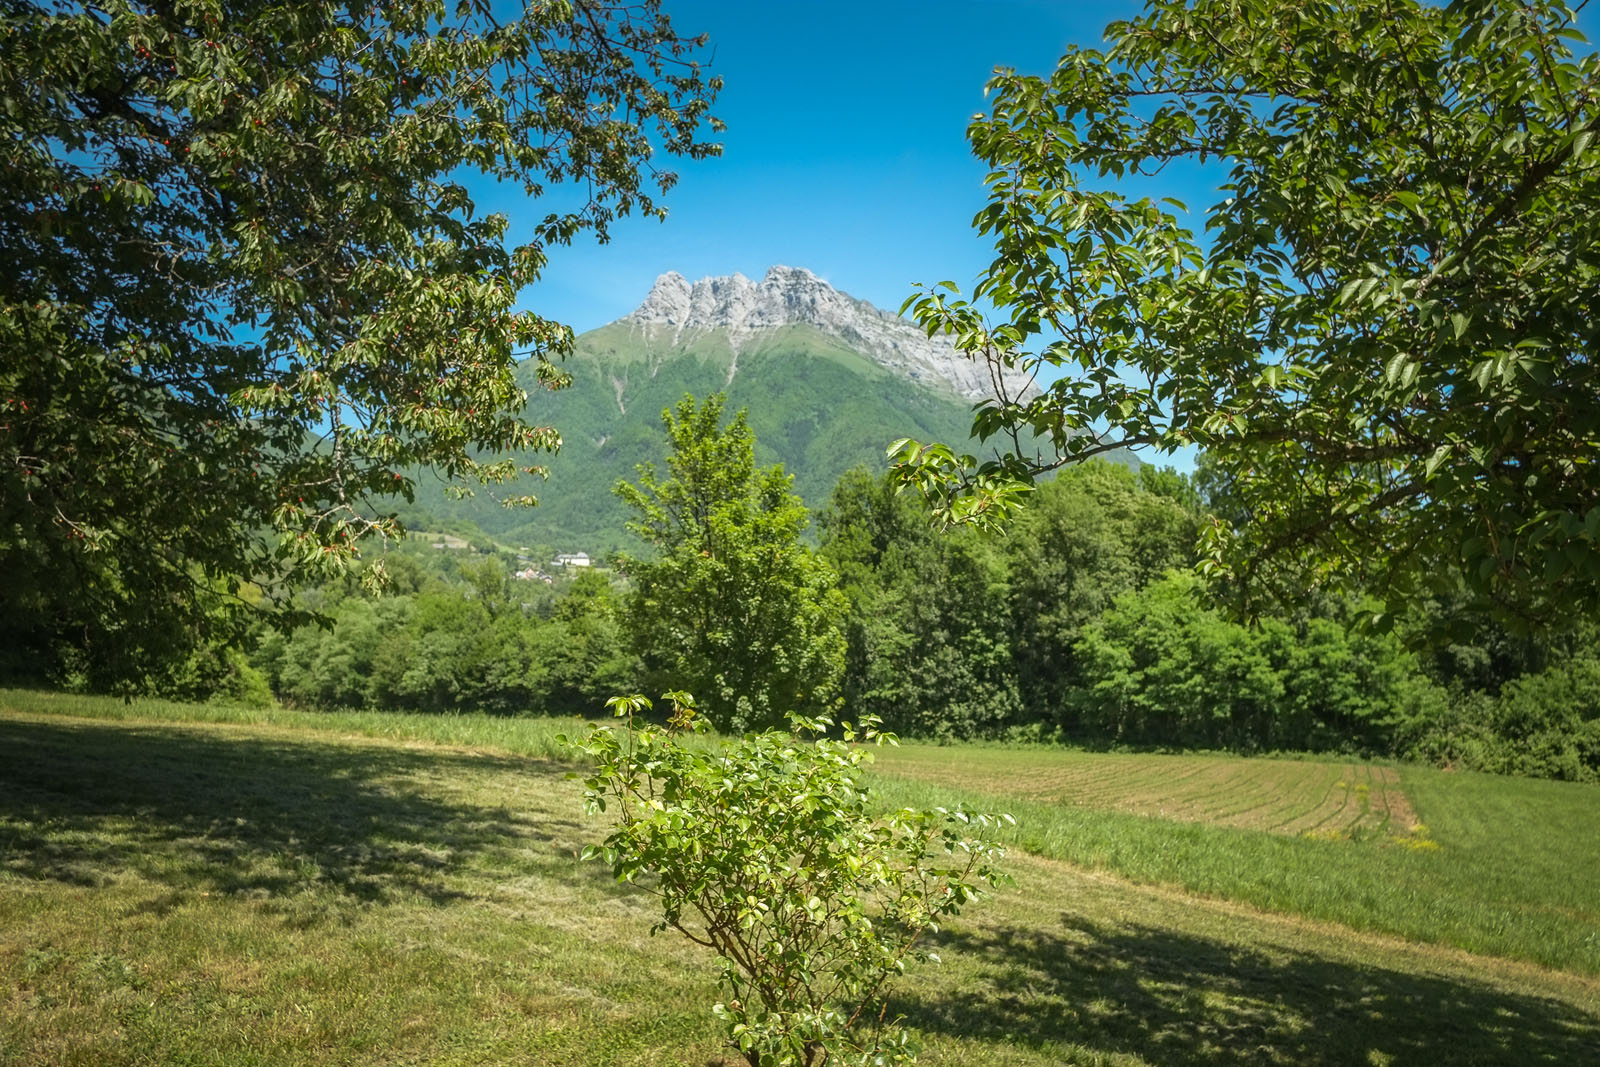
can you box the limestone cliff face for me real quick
[617,265,1036,402]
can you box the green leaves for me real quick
[893,0,1600,626]
[1,0,721,687]
[615,394,848,732]
[573,698,1008,1066]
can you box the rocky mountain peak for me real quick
[619,265,1036,402]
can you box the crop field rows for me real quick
[874,748,1420,838]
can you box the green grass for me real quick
[869,743,1600,976]
[871,746,1416,836]
[0,687,584,759]
[3,692,1598,1065]
[0,709,717,1067]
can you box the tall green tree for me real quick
[820,462,1199,738]
[617,394,846,732]
[1,0,720,689]
[1006,462,1200,721]
[891,0,1600,626]
[821,468,1024,739]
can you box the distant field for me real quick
[3,696,1597,1067]
[870,740,1600,977]
[0,687,584,759]
[874,747,1419,838]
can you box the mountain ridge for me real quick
[417,266,1117,554]
[614,265,1038,403]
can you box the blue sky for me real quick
[511,1,1152,332]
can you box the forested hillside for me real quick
[436,323,980,552]
[414,267,1093,553]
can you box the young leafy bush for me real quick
[569,693,1009,1066]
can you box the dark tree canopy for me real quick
[892,0,1600,628]
[0,0,720,688]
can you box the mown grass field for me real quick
[874,746,1417,837]
[872,743,1600,976]
[3,691,1598,1066]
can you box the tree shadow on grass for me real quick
[901,913,1600,1065]
[0,717,605,909]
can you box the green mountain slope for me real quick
[416,267,1133,555]
[437,323,984,553]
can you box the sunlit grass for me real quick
[868,742,1600,975]
[871,745,1416,836]
[8,689,1600,972]
[1,697,1597,1066]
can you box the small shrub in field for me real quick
[569,693,1009,1066]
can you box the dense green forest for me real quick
[820,463,1600,781]
[254,555,635,719]
[187,446,1598,785]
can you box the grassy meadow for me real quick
[871,744,1600,974]
[876,746,1420,835]
[3,691,1598,1065]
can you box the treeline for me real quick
[819,463,1429,749]
[250,552,636,718]
[119,459,1596,783]
[815,463,1599,782]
